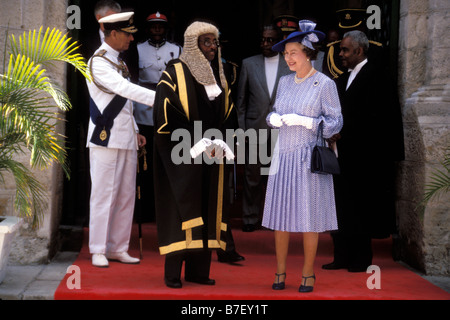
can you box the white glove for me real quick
[281,113,313,129]
[190,138,213,159]
[190,138,235,161]
[205,139,235,161]
[269,113,283,128]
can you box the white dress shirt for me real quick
[86,41,155,150]
[264,54,279,97]
[346,58,368,90]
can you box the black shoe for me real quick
[165,277,182,289]
[272,273,286,290]
[298,274,316,293]
[242,224,256,232]
[322,261,348,270]
[185,277,216,285]
[218,251,245,264]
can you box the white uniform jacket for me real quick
[134,41,181,126]
[137,40,182,84]
[86,42,156,150]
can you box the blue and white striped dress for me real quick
[262,71,343,233]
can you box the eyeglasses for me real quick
[199,39,220,47]
[261,37,276,43]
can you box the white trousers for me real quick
[89,147,137,254]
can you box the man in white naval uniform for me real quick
[86,12,156,268]
[134,12,182,221]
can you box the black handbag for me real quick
[311,122,340,175]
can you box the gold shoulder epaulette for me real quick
[327,40,341,47]
[90,49,115,94]
[226,60,239,85]
[326,41,343,79]
[94,49,107,57]
[226,60,239,68]
[92,49,120,69]
[369,40,383,47]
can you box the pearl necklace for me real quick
[294,67,315,84]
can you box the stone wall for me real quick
[396,0,450,275]
[0,0,69,264]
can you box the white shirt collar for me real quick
[101,41,120,59]
[264,54,279,62]
[346,58,368,90]
[348,58,368,73]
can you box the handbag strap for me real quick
[315,121,326,147]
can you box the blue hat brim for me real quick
[272,30,325,52]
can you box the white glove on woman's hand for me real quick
[269,113,283,127]
[281,113,313,129]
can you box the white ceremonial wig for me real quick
[179,21,227,88]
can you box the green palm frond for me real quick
[0,131,26,156]
[0,159,47,227]
[422,147,450,205]
[2,53,71,112]
[9,27,91,80]
[0,26,90,226]
[1,54,69,174]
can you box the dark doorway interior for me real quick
[62,0,398,227]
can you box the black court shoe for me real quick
[272,273,286,290]
[185,277,216,285]
[298,274,316,293]
[165,277,182,289]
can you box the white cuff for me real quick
[204,84,222,100]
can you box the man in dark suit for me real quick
[236,24,292,232]
[322,30,404,272]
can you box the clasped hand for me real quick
[269,113,313,129]
[190,138,235,161]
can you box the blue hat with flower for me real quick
[272,20,325,52]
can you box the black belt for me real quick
[89,95,127,146]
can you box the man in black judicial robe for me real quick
[153,21,235,288]
[322,30,404,272]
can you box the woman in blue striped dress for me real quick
[262,21,343,292]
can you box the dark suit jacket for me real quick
[334,60,404,237]
[236,54,292,136]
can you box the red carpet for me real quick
[55,223,450,300]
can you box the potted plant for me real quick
[0,27,89,283]
[0,216,22,283]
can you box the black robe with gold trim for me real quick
[153,59,235,255]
